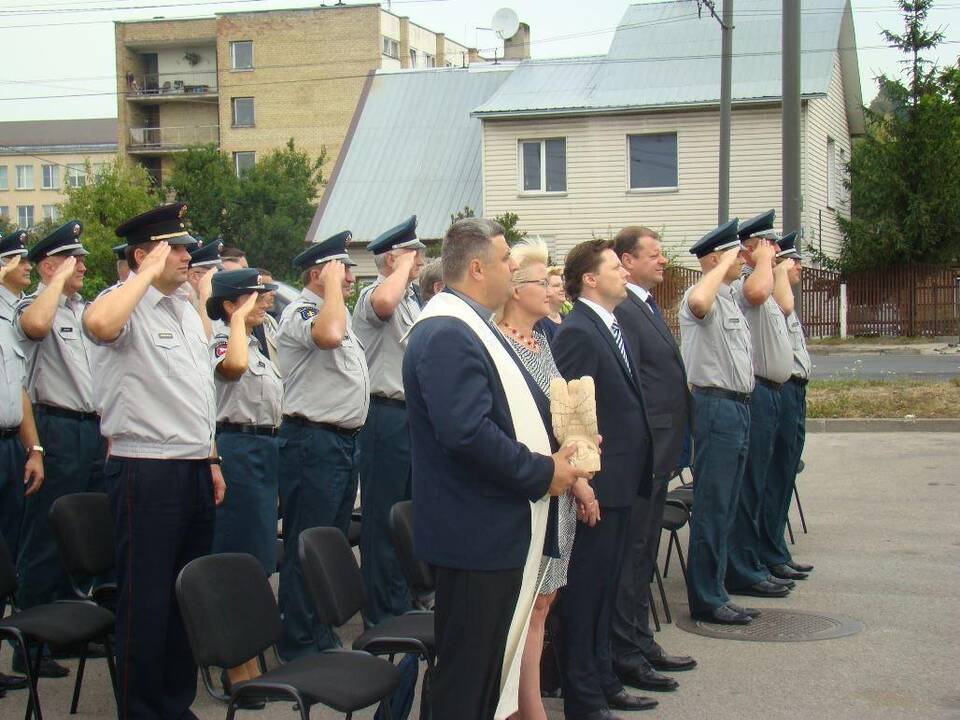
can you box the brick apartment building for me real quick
[114,2,473,183]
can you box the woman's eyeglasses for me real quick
[515,279,549,289]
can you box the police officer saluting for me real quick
[83,203,224,720]
[113,243,130,284]
[725,210,797,599]
[207,268,282,573]
[275,231,370,660]
[1,230,32,316]
[352,215,425,625]
[14,221,106,676]
[679,219,757,624]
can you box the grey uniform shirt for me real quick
[16,287,96,413]
[0,306,25,428]
[785,311,812,380]
[210,324,283,426]
[0,286,22,320]
[730,266,794,384]
[351,276,420,400]
[679,283,755,395]
[276,287,370,429]
[86,273,216,459]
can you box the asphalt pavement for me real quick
[811,352,960,381]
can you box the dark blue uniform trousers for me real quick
[0,435,25,619]
[277,422,359,660]
[759,379,806,567]
[212,431,279,574]
[17,411,105,610]
[358,400,412,626]
[726,382,781,589]
[685,392,750,614]
[105,456,214,720]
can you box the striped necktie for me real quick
[611,320,630,368]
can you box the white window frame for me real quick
[409,48,417,68]
[424,53,435,68]
[66,164,86,188]
[41,164,59,190]
[382,36,399,59]
[42,204,60,222]
[15,164,34,190]
[17,205,34,228]
[0,166,8,191]
[233,151,256,177]
[517,138,567,195]
[826,137,837,210]
[626,132,679,192]
[231,97,255,128]
[231,40,254,71]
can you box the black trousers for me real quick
[432,565,522,720]
[105,457,214,720]
[560,505,632,716]
[610,477,669,671]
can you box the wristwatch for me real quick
[208,456,223,466]
[29,445,45,456]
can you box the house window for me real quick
[18,205,34,228]
[42,204,60,222]
[382,36,399,59]
[409,49,417,67]
[232,97,255,127]
[234,151,256,177]
[424,53,435,68]
[41,164,59,190]
[66,164,86,188]
[519,138,566,193]
[826,138,837,209]
[837,146,849,206]
[0,206,8,218]
[15,165,33,190]
[628,133,678,190]
[231,41,253,70]
[0,166,8,191]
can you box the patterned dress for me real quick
[500,328,577,595]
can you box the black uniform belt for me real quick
[692,386,751,404]
[370,395,406,409]
[788,376,809,387]
[754,376,784,392]
[0,426,19,439]
[35,404,100,422]
[281,415,363,438]
[217,422,279,437]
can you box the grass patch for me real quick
[808,335,948,346]
[807,378,960,418]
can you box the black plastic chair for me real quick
[49,493,116,610]
[665,485,693,512]
[794,459,808,534]
[388,501,434,596]
[176,552,400,720]
[299,527,435,718]
[661,500,689,582]
[0,535,117,720]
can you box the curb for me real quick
[806,418,960,433]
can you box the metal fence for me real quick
[845,264,960,337]
[800,266,841,338]
[651,265,702,337]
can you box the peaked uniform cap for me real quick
[114,203,197,246]
[737,209,776,240]
[292,230,356,269]
[367,215,425,255]
[689,218,741,258]
[0,229,29,260]
[777,231,801,259]
[188,239,223,268]
[205,268,278,321]
[27,221,88,263]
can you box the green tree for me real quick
[493,211,527,246]
[226,139,326,281]
[839,0,960,269]
[164,144,237,241]
[58,158,160,297]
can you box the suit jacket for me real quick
[552,300,653,508]
[403,296,556,571]
[614,290,692,477]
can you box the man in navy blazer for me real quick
[403,218,586,720]
[610,227,698,692]
[552,239,657,720]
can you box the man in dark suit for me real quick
[403,217,586,720]
[553,239,658,720]
[610,227,697,692]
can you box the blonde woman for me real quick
[534,265,566,344]
[496,238,598,720]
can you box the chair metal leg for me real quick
[648,587,661,632]
[653,565,671,624]
[103,635,119,708]
[70,648,87,714]
[26,641,46,720]
[675,535,688,582]
[794,484,807,533]
[786,516,796,546]
[663,532,675,578]
[4,632,41,720]
[419,664,432,720]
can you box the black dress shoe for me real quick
[0,672,27,691]
[50,641,107,659]
[12,655,70,678]
[788,560,814,573]
[605,689,659,711]
[691,605,752,625]
[728,580,790,598]
[766,574,795,589]
[644,648,697,672]
[770,563,808,580]
[566,710,629,720]
[725,602,761,618]
[616,665,678,692]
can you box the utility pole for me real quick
[718,0,733,223]
[783,0,802,303]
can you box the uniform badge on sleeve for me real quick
[299,306,318,320]
[215,342,228,358]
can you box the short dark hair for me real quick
[125,241,157,271]
[613,226,660,259]
[221,246,246,260]
[441,218,505,284]
[563,238,614,300]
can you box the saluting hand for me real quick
[138,241,171,282]
[198,266,217,302]
[720,245,742,267]
[52,256,78,286]
[232,291,260,322]
[0,255,20,283]
[754,240,777,265]
[320,259,346,291]
[23,451,44,496]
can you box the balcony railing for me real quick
[125,71,217,97]
[128,125,220,150]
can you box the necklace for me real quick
[499,321,539,351]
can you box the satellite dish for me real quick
[491,7,520,40]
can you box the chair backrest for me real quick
[389,501,434,593]
[49,493,115,579]
[175,553,281,669]
[298,527,365,627]
[0,534,17,601]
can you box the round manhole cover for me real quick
[676,608,863,642]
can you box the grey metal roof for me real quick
[308,65,514,244]
[474,0,863,129]
[0,118,118,149]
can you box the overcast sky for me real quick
[0,0,957,121]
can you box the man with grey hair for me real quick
[403,217,586,719]
[416,257,444,304]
